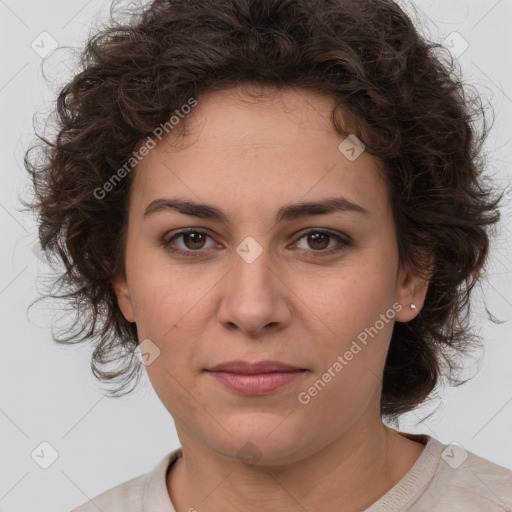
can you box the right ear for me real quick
[113,273,136,323]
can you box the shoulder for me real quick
[70,473,146,512]
[368,432,512,512]
[69,449,181,512]
[412,438,512,511]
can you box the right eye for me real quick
[162,228,219,257]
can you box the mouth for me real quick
[204,360,307,395]
[205,359,305,374]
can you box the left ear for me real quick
[394,258,433,323]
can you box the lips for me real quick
[205,360,304,374]
[204,360,306,395]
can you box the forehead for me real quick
[130,86,391,221]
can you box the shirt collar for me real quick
[141,432,440,512]
[143,447,183,512]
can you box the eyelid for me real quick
[292,227,352,244]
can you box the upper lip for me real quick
[206,360,304,374]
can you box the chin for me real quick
[204,416,316,467]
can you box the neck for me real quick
[166,418,426,512]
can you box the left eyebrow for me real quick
[143,196,371,224]
[275,197,370,223]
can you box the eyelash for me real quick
[162,228,352,259]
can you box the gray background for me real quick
[1,0,511,510]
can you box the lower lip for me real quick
[206,371,305,395]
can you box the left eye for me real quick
[293,230,350,255]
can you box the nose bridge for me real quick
[217,239,289,335]
[233,243,273,297]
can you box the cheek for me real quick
[125,241,215,336]
[293,265,396,347]
[294,277,395,421]
[126,262,223,390]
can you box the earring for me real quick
[410,303,417,311]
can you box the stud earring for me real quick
[410,303,417,311]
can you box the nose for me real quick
[216,247,292,337]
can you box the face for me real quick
[114,86,429,465]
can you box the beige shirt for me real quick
[71,432,512,511]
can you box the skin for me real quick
[114,85,431,512]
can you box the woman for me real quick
[25,0,512,510]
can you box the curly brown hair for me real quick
[24,0,504,421]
